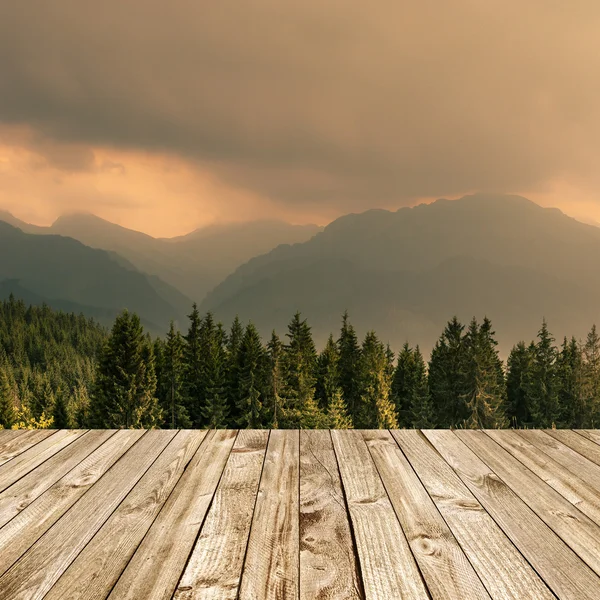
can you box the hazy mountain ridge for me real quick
[202,194,600,354]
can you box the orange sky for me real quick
[2,1,600,237]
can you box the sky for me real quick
[1,0,600,237]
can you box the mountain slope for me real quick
[202,194,600,354]
[0,222,186,332]
[11,213,322,302]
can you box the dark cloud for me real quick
[1,0,600,211]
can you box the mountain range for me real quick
[2,194,599,354]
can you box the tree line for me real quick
[1,295,599,429]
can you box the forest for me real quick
[0,295,599,430]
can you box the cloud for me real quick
[1,0,600,223]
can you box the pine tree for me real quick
[0,369,16,429]
[200,316,229,428]
[265,331,285,428]
[327,388,353,428]
[90,311,162,428]
[393,344,433,428]
[428,317,468,427]
[226,316,244,421]
[280,312,318,428]
[357,331,398,428]
[236,323,267,428]
[506,342,534,426]
[526,320,560,428]
[52,390,70,429]
[556,337,584,428]
[160,322,191,428]
[582,324,600,427]
[462,318,507,429]
[337,311,362,425]
[315,334,341,410]
[183,304,203,426]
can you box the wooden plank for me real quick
[544,429,600,469]
[518,429,600,494]
[577,430,600,446]
[0,430,175,599]
[456,430,600,575]
[392,429,553,600]
[299,430,362,600]
[364,430,489,600]
[237,429,300,600]
[44,430,208,600]
[0,429,85,494]
[0,430,55,467]
[174,430,269,600]
[425,430,600,600]
[0,429,143,577]
[109,429,238,600]
[0,431,26,452]
[488,429,600,526]
[331,429,428,600]
[0,430,114,529]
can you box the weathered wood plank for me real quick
[109,429,238,600]
[457,429,600,575]
[45,430,207,600]
[0,430,56,467]
[517,429,600,494]
[174,430,269,600]
[332,429,428,600]
[299,430,362,600]
[0,430,175,600]
[488,429,600,526]
[577,430,600,446]
[0,430,114,530]
[238,429,300,600]
[392,429,553,600]
[544,429,600,469]
[0,429,85,494]
[364,430,489,600]
[0,429,143,577]
[425,429,600,599]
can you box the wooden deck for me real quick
[0,430,599,599]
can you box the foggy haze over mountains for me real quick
[1,193,598,354]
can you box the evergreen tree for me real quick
[160,322,191,428]
[327,388,353,428]
[265,331,285,428]
[0,369,16,429]
[236,323,267,428]
[428,317,468,427]
[393,344,433,428]
[556,337,584,428]
[526,320,560,428]
[52,390,70,429]
[462,318,507,429]
[200,316,229,428]
[226,316,244,421]
[183,304,203,426]
[582,324,600,427]
[280,312,318,428]
[315,334,341,410]
[337,311,362,424]
[506,342,534,426]
[357,331,398,428]
[90,311,162,428]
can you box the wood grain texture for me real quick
[544,429,600,470]
[175,430,269,600]
[332,430,428,600]
[0,429,143,577]
[364,430,489,600]
[392,429,553,600]
[488,429,600,525]
[300,430,362,600]
[0,430,56,468]
[0,429,85,494]
[0,430,114,529]
[238,429,300,600]
[109,429,238,600]
[45,430,207,600]
[457,429,600,575]
[0,430,174,600]
[578,430,600,446]
[426,429,600,600]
